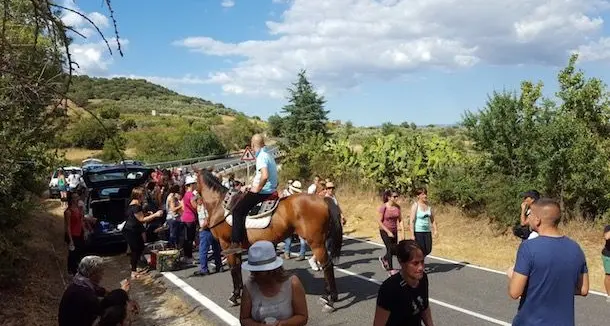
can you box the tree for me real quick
[220,115,263,151]
[267,114,284,137]
[99,106,120,119]
[0,0,121,286]
[461,54,610,220]
[280,70,329,147]
[181,131,226,158]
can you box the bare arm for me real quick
[134,210,162,223]
[421,307,434,326]
[520,202,528,226]
[373,306,390,326]
[575,272,589,296]
[239,286,263,326]
[430,207,438,236]
[508,271,529,299]
[251,167,269,193]
[278,276,308,326]
[409,203,417,239]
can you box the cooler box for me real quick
[157,249,180,272]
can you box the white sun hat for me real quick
[185,175,197,185]
[289,180,302,194]
[242,240,284,272]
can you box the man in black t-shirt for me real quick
[374,240,434,326]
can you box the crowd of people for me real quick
[56,133,610,326]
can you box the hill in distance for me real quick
[67,75,242,119]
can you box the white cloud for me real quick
[175,0,610,98]
[221,0,235,8]
[59,0,124,74]
[71,38,129,74]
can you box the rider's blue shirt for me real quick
[253,147,277,195]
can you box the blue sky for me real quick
[64,0,610,127]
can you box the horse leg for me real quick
[227,253,243,306]
[312,245,338,310]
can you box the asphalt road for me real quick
[162,236,610,326]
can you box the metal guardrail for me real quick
[144,151,242,169]
[146,146,283,173]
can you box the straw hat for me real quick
[241,241,283,272]
[289,180,303,194]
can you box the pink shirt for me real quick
[378,205,401,232]
[181,191,197,223]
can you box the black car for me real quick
[83,165,153,250]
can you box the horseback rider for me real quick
[222,134,278,255]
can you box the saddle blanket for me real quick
[225,213,272,229]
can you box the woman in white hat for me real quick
[240,240,308,325]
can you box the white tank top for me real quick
[245,277,294,322]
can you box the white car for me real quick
[48,166,83,198]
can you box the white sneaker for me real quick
[606,295,610,303]
[308,256,320,271]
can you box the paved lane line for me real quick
[162,272,240,326]
[342,235,609,297]
[334,266,512,326]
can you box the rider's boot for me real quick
[222,242,244,255]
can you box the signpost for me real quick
[241,146,256,183]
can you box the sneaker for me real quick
[378,256,389,271]
[308,256,320,271]
[606,296,610,303]
[296,255,305,261]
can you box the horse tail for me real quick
[324,197,343,264]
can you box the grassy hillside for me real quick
[68,75,238,118]
[58,75,265,164]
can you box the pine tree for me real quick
[281,70,329,147]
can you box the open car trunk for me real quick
[88,187,131,234]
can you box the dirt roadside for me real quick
[0,199,212,326]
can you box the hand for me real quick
[120,279,130,292]
[520,201,527,212]
[433,229,438,237]
[129,300,140,315]
[341,217,347,226]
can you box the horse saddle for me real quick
[223,189,280,229]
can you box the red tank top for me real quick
[68,207,83,237]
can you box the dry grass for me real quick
[338,188,609,294]
[62,148,103,162]
[0,200,68,326]
[60,147,138,164]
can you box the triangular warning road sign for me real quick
[241,146,256,161]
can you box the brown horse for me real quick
[195,169,343,309]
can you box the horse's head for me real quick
[196,169,229,226]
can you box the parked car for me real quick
[119,160,145,166]
[48,166,83,198]
[82,165,153,250]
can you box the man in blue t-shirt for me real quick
[222,134,278,255]
[507,198,589,326]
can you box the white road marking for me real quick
[334,266,512,326]
[162,272,240,326]
[342,235,608,297]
